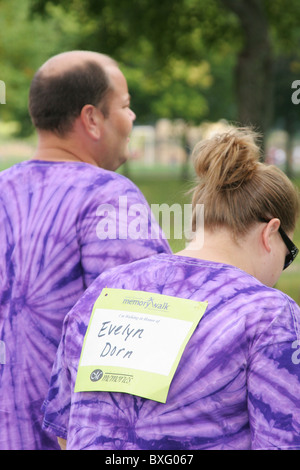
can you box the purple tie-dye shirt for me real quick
[0,160,171,450]
[42,253,300,450]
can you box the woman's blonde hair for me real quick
[191,127,300,236]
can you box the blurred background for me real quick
[1,0,300,303]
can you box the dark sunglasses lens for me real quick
[283,247,299,270]
[284,255,292,270]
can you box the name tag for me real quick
[75,288,208,403]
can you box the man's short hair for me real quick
[29,60,113,136]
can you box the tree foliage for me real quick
[0,0,96,135]
[28,0,300,135]
[1,0,300,138]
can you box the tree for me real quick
[30,0,236,127]
[0,0,84,135]
[220,0,273,139]
[272,56,300,177]
[0,0,102,136]
[31,0,300,143]
[4,0,300,147]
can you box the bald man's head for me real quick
[29,50,119,136]
[39,51,117,76]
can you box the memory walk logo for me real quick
[122,295,169,312]
[0,80,6,104]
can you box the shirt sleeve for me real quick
[42,313,76,440]
[42,285,106,442]
[247,296,300,450]
[76,175,171,288]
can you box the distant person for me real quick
[0,50,171,450]
[43,128,300,450]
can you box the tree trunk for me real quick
[221,0,273,151]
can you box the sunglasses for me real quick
[260,219,299,270]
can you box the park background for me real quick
[0,0,300,304]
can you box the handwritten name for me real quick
[98,320,144,342]
[98,320,144,360]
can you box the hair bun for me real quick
[193,127,261,191]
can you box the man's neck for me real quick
[32,132,97,166]
[32,147,83,163]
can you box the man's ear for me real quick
[261,218,281,253]
[80,104,103,140]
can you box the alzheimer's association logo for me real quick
[0,80,6,104]
[90,369,103,382]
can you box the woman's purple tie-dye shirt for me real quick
[0,160,171,450]
[42,254,300,450]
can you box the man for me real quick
[0,50,171,450]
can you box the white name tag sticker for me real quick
[75,288,208,403]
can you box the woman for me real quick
[42,127,300,450]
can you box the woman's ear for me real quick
[261,218,281,253]
[80,104,103,140]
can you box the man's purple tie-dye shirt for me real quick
[0,160,171,450]
[43,253,300,450]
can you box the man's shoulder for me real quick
[78,166,145,203]
[72,163,138,190]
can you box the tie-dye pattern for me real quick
[42,254,300,450]
[0,160,171,450]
